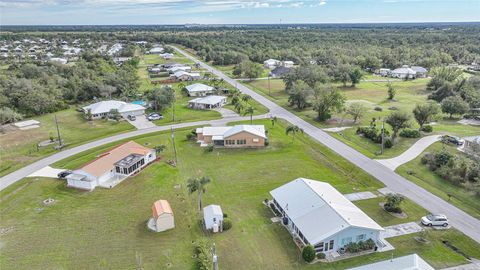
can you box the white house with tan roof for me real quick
[148,200,175,232]
[196,125,267,148]
[270,178,384,255]
[65,141,156,190]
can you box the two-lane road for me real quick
[174,46,480,243]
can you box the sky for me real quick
[1,0,479,25]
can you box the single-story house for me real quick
[346,254,434,270]
[149,47,164,54]
[264,58,281,69]
[171,70,200,81]
[391,65,417,79]
[189,95,227,110]
[149,67,162,73]
[82,100,146,119]
[167,66,191,74]
[462,135,480,156]
[196,125,267,148]
[270,66,291,78]
[376,68,391,77]
[162,63,184,69]
[185,83,215,96]
[411,66,428,78]
[0,47,8,53]
[49,57,68,65]
[66,141,156,190]
[148,200,175,232]
[270,178,384,255]
[160,53,174,59]
[203,204,223,232]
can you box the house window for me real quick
[314,242,324,252]
[236,139,246,145]
[356,234,366,242]
[341,237,352,246]
[329,240,334,250]
[252,138,259,143]
[225,140,235,145]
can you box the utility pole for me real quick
[54,114,62,147]
[212,243,218,270]
[381,118,385,155]
[170,127,178,165]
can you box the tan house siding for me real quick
[224,131,265,148]
[197,133,205,141]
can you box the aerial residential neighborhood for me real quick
[1,2,480,270]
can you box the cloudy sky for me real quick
[1,0,479,25]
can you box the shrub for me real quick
[374,106,383,111]
[222,218,232,231]
[317,252,326,260]
[388,106,398,110]
[345,242,360,253]
[186,133,196,141]
[399,129,421,138]
[264,138,269,146]
[302,245,316,263]
[204,145,214,153]
[420,125,433,133]
[345,239,375,253]
[384,138,393,148]
[193,239,213,270]
[384,193,405,213]
[223,213,228,218]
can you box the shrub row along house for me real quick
[66,141,156,190]
[196,125,267,148]
[270,178,384,256]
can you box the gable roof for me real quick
[411,66,428,73]
[223,125,266,139]
[346,254,434,270]
[270,178,383,245]
[392,66,416,75]
[79,141,152,177]
[185,83,214,93]
[203,204,223,218]
[152,200,173,218]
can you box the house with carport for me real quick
[270,178,384,256]
[188,95,227,110]
[82,100,145,119]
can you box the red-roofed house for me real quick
[148,200,175,232]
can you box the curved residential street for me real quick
[173,46,480,244]
[1,47,479,245]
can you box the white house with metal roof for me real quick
[270,178,384,255]
[347,253,434,270]
[188,95,227,110]
[82,100,145,119]
[184,83,215,96]
[391,65,417,79]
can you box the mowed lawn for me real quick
[0,108,133,177]
[2,119,479,269]
[396,142,480,219]
[244,78,480,158]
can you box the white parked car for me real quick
[421,214,449,227]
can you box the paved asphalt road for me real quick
[0,115,266,191]
[173,46,480,243]
[1,47,479,244]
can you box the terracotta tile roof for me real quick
[152,200,173,218]
[80,141,151,177]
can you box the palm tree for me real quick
[243,106,255,124]
[271,116,277,127]
[285,125,304,142]
[234,101,245,114]
[241,94,252,102]
[154,145,166,155]
[187,176,211,212]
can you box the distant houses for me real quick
[270,178,384,255]
[196,125,267,148]
[66,141,156,190]
[148,200,175,232]
[184,83,215,97]
[149,47,164,54]
[377,65,428,79]
[264,59,294,69]
[82,100,145,119]
[171,70,200,81]
[462,135,480,157]
[189,95,227,110]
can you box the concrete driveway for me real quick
[380,222,424,238]
[375,135,441,170]
[27,166,64,178]
[125,115,156,130]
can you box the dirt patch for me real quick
[325,117,355,126]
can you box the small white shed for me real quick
[203,204,223,232]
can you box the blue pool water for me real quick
[131,100,145,105]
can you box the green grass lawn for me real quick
[0,108,134,177]
[244,78,480,158]
[1,119,478,269]
[214,64,271,78]
[396,142,480,219]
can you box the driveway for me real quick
[173,46,480,244]
[214,108,239,118]
[375,135,441,170]
[27,166,64,178]
[125,115,156,130]
[380,222,424,238]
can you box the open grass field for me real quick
[1,119,478,269]
[0,108,134,178]
[214,64,271,78]
[244,78,480,158]
[396,142,480,219]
